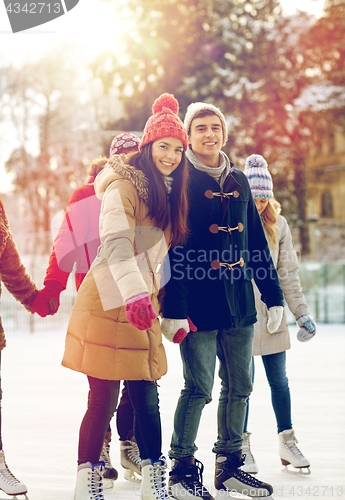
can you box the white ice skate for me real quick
[74,462,105,500]
[120,435,141,482]
[279,429,310,474]
[0,450,28,500]
[241,432,259,474]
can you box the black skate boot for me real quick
[169,456,214,500]
[215,451,273,497]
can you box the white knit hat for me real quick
[244,154,273,199]
[184,102,228,146]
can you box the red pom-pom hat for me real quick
[139,93,188,151]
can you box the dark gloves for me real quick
[32,281,64,317]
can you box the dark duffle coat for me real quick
[163,161,284,331]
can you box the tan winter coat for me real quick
[62,156,170,381]
[0,198,37,350]
[252,215,309,356]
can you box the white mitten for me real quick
[267,306,284,334]
[296,315,316,342]
[161,318,189,343]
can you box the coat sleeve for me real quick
[44,185,95,289]
[276,216,309,319]
[100,180,148,302]
[0,231,37,312]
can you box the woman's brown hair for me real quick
[260,198,281,249]
[128,144,189,247]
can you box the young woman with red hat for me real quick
[61,94,190,500]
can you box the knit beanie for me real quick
[110,132,140,156]
[244,154,273,199]
[184,102,228,147]
[139,94,188,151]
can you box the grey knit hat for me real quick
[244,154,273,199]
[184,102,228,147]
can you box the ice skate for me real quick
[279,429,310,474]
[74,461,105,500]
[141,456,175,499]
[215,452,273,497]
[241,432,259,474]
[120,432,141,482]
[99,433,118,490]
[169,456,214,500]
[0,450,28,500]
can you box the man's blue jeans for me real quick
[169,326,254,459]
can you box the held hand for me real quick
[125,293,157,330]
[32,281,64,317]
[296,315,316,342]
[161,318,190,344]
[267,306,284,334]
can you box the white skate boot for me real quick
[279,429,310,473]
[120,434,141,482]
[141,456,175,500]
[241,432,259,474]
[74,462,105,500]
[0,450,28,500]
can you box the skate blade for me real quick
[282,464,311,475]
[123,468,141,482]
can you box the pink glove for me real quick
[173,317,198,343]
[125,293,157,330]
[33,281,64,317]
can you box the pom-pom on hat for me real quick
[110,132,140,156]
[184,102,228,147]
[244,154,273,199]
[139,93,188,151]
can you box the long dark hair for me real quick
[128,143,189,246]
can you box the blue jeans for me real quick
[169,326,254,458]
[126,380,162,461]
[243,351,292,434]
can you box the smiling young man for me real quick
[161,102,285,500]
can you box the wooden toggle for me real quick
[209,223,244,234]
[210,257,244,270]
[204,189,239,200]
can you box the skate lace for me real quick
[183,459,209,496]
[99,443,112,468]
[284,436,304,459]
[153,457,172,499]
[242,436,256,466]
[88,464,104,500]
[122,439,141,467]
[0,460,23,487]
[231,459,266,488]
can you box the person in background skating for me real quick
[32,133,141,487]
[61,93,190,500]
[242,154,316,474]
[161,102,285,500]
[0,195,38,500]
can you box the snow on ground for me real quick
[1,323,344,500]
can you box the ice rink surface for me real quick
[1,323,344,500]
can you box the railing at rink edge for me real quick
[1,261,345,334]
